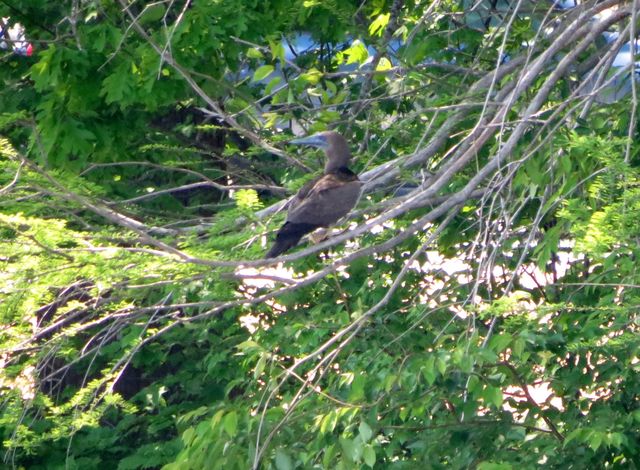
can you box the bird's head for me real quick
[288,131,351,172]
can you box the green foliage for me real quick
[1,1,640,469]
[234,188,263,211]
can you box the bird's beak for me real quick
[288,134,328,149]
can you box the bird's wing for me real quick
[286,175,323,213]
[286,174,361,226]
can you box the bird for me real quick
[265,131,362,258]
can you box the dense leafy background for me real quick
[1,0,640,468]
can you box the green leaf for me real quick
[265,76,283,95]
[269,40,285,63]
[422,355,437,385]
[101,62,133,106]
[247,48,264,59]
[254,354,267,379]
[484,386,503,408]
[369,13,390,36]
[341,40,369,65]
[275,448,293,470]
[363,445,376,467]
[299,68,322,85]
[489,333,512,353]
[223,411,238,437]
[234,189,263,210]
[182,427,195,445]
[513,338,525,357]
[253,65,275,82]
[323,444,337,468]
[139,3,166,24]
[340,437,363,462]
[320,411,338,434]
[359,421,373,442]
[236,340,263,353]
[477,463,513,470]
[588,431,603,451]
[558,155,572,174]
[346,374,365,402]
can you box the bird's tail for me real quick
[265,222,318,258]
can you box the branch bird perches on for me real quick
[265,131,362,258]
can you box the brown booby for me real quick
[265,131,362,258]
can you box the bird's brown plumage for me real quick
[265,131,362,258]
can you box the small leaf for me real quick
[139,3,166,24]
[359,421,373,442]
[210,410,226,429]
[234,189,263,210]
[513,338,525,357]
[263,112,279,129]
[247,48,264,59]
[236,340,263,353]
[477,463,513,470]
[342,40,369,66]
[275,448,293,470]
[300,69,323,85]
[422,356,436,385]
[265,76,282,95]
[559,155,572,174]
[323,444,336,467]
[563,429,584,446]
[489,333,512,353]
[340,437,362,462]
[376,57,392,71]
[349,374,366,401]
[589,431,603,451]
[318,110,341,123]
[484,386,503,408]
[253,65,275,82]
[223,411,238,437]
[269,40,285,62]
[320,411,338,434]
[363,445,376,467]
[369,13,390,36]
[85,10,98,22]
[383,373,396,392]
[182,427,195,445]
[467,375,480,393]
[254,354,267,379]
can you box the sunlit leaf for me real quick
[252,65,275,82]
[376,57,392,71]
[369,13,390,36]
[234,189,263,210]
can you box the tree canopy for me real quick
[1,0,640,468]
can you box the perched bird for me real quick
[265,131,362,258]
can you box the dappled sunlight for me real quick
[0,354,36,401]
[2,1,640,468]
[235,264,295,289]
[504,381,565,416]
